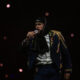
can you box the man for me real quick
[21,17,72,80]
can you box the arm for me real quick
[18,37,30,57]
[21,31,35,55]
[59,32,72,80]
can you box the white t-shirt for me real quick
[36,34,52,65]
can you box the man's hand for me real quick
[27,31,35,38]
[64,73,71,80]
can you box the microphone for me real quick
[34,30,39,34]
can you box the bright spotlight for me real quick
[6,4,11,8]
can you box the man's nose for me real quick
[36,26,40,28]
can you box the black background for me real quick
[0,1,80,80]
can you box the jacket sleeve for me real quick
[19,37,31,56]
[59,32,72,74]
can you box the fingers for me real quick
[27,31,35,38]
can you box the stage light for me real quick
[19,68,23,72]
[45,12,50,16]
[0,63,3,67]
[6,4,11,8]
[3,36,7,40]
[70,33,74,38]
[5,74,8,78]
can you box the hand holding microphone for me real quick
[26,30,38,39]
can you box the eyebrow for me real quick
[35,23,42,25]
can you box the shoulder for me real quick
[49,30,64,40]
[50,30,61,35]
[50,30,67,48]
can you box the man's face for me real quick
[35,22,44,32]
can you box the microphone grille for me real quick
[34,30,38,34]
